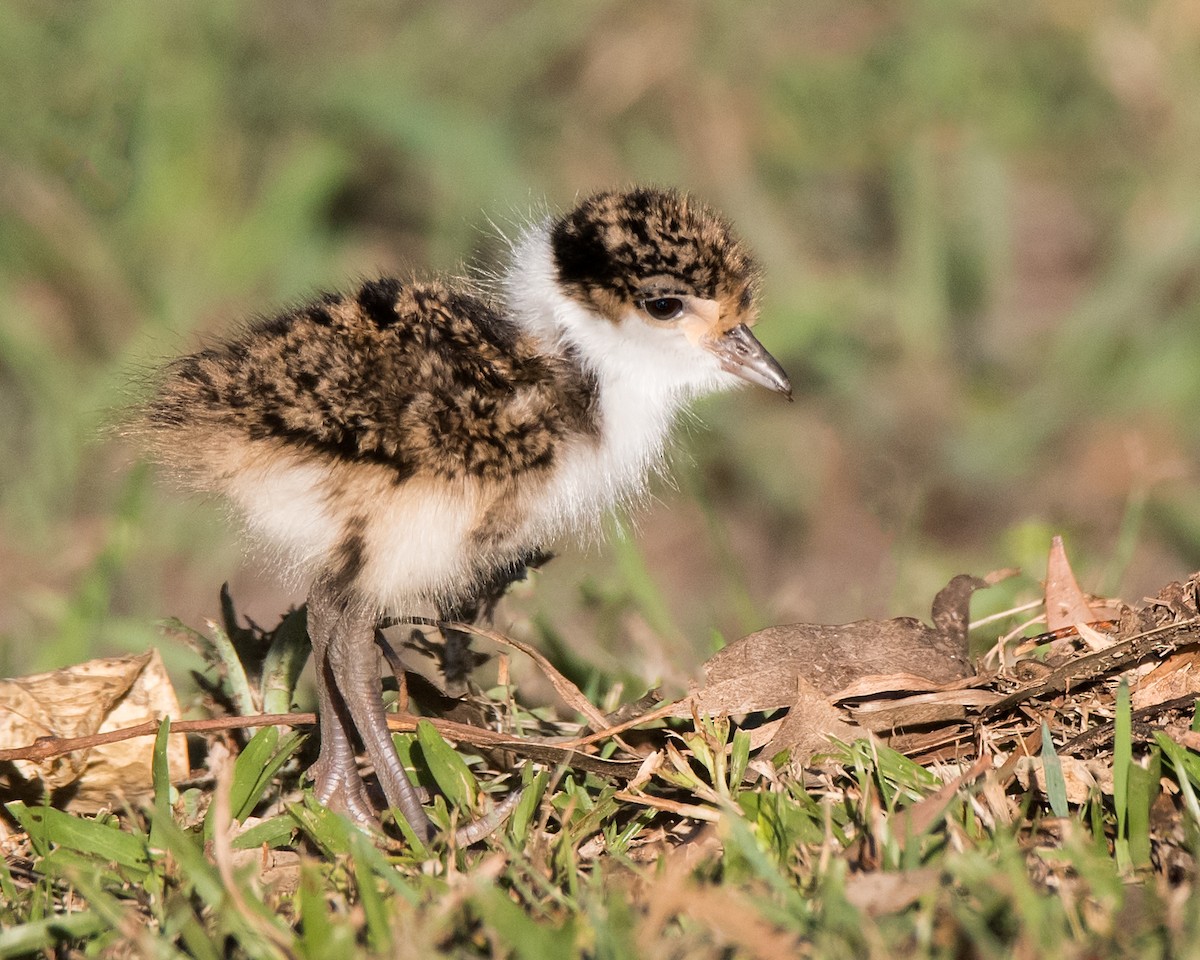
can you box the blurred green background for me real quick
[4,0,1200,690]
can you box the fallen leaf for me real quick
[888,726,975,763]
[759,676,860,763]
[0,651,187,811]
[831,672,982,701]
[228,846,302,896]
[842,867,942,916]
[1075,622,1116,652]
[1132,649,1200,710]
[1015,754,1099,806]
[1175,730,1200,752]
[843,689,1003,731]
[1045,536,1104,631]
[683,574,989,765]
[698,574,984,707]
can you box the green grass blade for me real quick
[415,719,477,812]
[287,796,356,858]
[0,911,108,958]
[260,607,310,715]
[1126,747,1160,869]
[148,716,173,851]
[476,886,578,960]
[176,914,226,960]
[152,812,291,957]
[1155,734,1200,826]
[204,726,305,837]
[231,815,298,851]
[295,861,350,960]
[0,854,16,910]
[206,725,276,837]
[350,833,393,954]
[236,729,306,821]
[149,813,227,909]
[1113,680,1132,872]
[5,803,149,875]
[729,727,751,793]
[510,768,549,847]
[1040,720,1069,819]
[204,614,257,717]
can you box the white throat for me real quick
[502,223,735,538]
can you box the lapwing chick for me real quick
[138,187,792,839]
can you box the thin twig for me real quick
[0,713,317,763]
[1059,694,1200,755]
[426,619,611,732]
[0,710,645,780]
[981,619,1200,719]
[612,790,722,823]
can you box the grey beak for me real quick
[705,324,793,399]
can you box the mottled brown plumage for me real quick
[137,186,791,840]
[147,279,598,486]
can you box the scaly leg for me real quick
[307,593,376,825]
[308,576,434,841]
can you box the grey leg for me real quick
[308,577,434,842]
[307,596,376,825]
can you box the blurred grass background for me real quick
[4,0,1200,690]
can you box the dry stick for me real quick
[375,627,409,713]
[1059,694,1200,755]
[0,713,317,763]
[612,790,722,824]
[980,618,1200,719]
[381,713,643,778]
[3,619,644,766]
[0,619,676,777]
[411,618,650,758]
[0,711,644,780]
[417,619,610,732]
[380,620,711,754]
[553,697,686,750]
[3,625,745,778]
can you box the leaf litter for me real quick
[5,536,1200,954]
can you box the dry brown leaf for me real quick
[1131,649,1200,710]
[844,689,1003,732]
[888,726,975,763]
[831,672,982,701]
[1175,730,1200,752]
[227,840,303,896]
[743,717,785,752]
[887,755,993,844]
[695,574,984,709]
[1045,536,1105,631]
[1075,622,1116,652]
[678,574,988,765]
[843,866,943,915]
[0,650,188,811]
[1015,755,1104,805]
[759,676,860,764]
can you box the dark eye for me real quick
[640,297,685,321]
